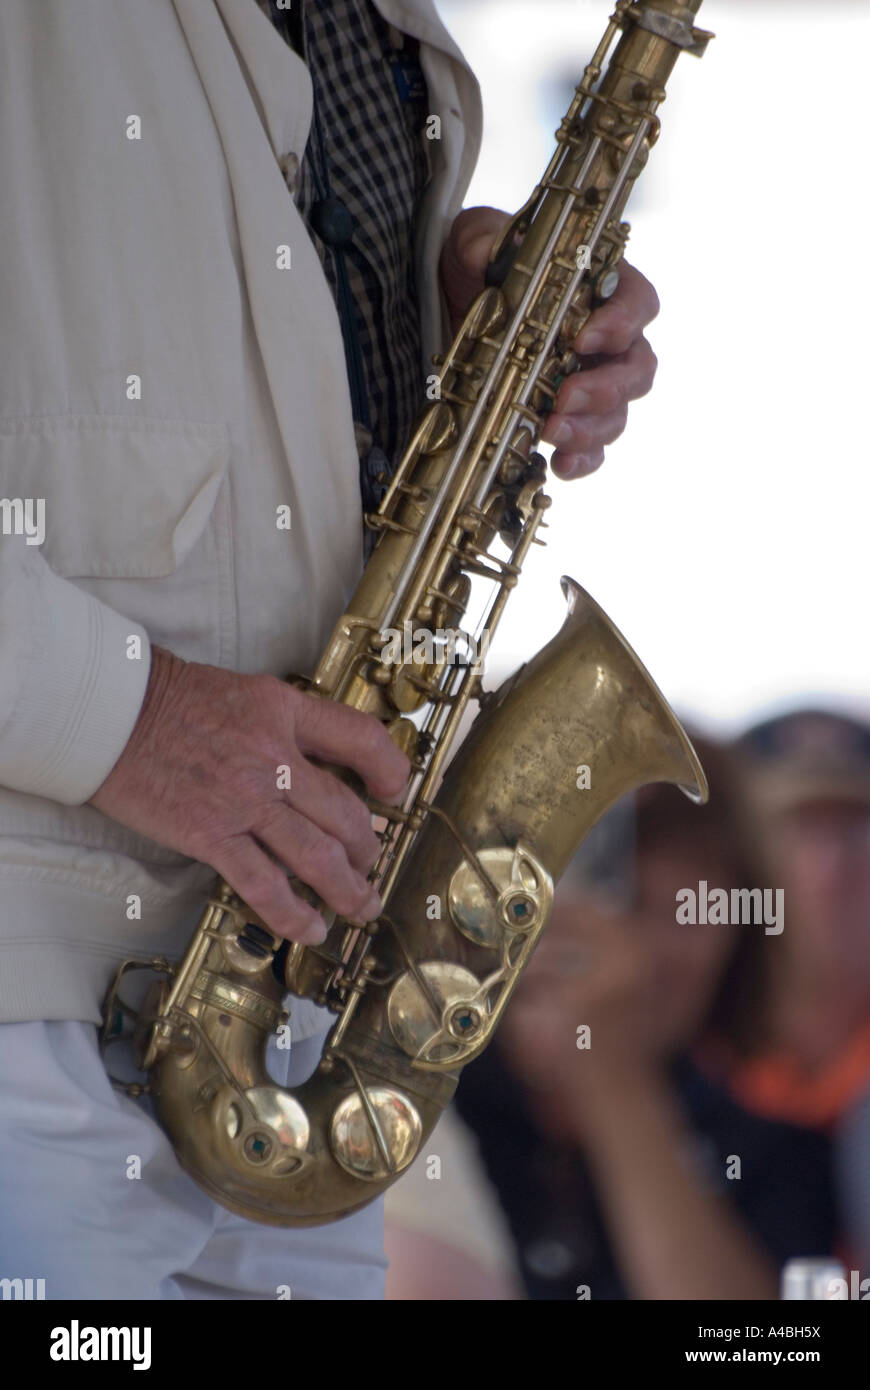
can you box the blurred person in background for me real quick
[706,709,870,1280]
[713,710,870,1132]
[446,737,839,1300]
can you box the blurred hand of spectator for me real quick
[496,888,779,1299]
[497,894,663,1145]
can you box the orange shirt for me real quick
[703,1018,870,1132]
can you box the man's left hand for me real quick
[439,205,660,481]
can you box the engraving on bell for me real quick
[330,1086,422,1181]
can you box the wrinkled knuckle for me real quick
[360,829,383,869]
[334,879,367,917]
[577,416,599,448]
[549,416,574,447]
[257,802,288,837]
[185,825,213,861]
[311,836,346,878]
[243,865,281,908]
[340,777,371,824]
[257,671,285,704]
[284,682,318,728]
[385,763,409,800]
[258,672,293,724]
[356,813,382,861]
[357,718,386,762]
[291,817,320,859]
[345,793,372,836]
[349,876,374,911]
[612,317,637,354]
[191,807,238,856]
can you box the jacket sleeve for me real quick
[0,534,151,805]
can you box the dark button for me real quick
[523,1237,576,1279]
[279,150,300,195]
[310,196,355,249]
[361,443,391,512]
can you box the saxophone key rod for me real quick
[378,132,606,631]
[469,116,651,511]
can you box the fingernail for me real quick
[579,329,605,354]
[303,917,328,945]
[566,389,592,413]
[552,420,574,446]
[553,455,587,480]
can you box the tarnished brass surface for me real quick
[100,0,712,1226]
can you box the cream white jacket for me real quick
[0,0,482,1024]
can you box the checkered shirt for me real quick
[256,0,434,534]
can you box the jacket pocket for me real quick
[0,413,235,664]
[0,413,229,576]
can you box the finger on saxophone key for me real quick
[293,693,412,804]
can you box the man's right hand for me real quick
[88,645,411,945]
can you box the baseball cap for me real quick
[735,708,870,813]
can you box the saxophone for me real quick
[101,0,713,1226]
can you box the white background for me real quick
[435,0,870,736]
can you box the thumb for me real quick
[448,205,513,277]
[441,206,515,333]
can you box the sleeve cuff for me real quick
[0,543,151,805]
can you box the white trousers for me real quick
[0,1019,386,1300]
